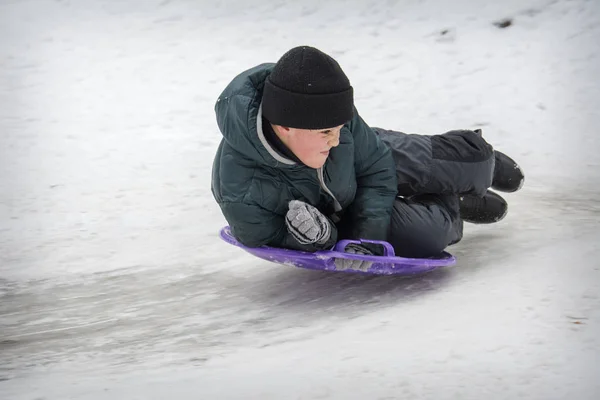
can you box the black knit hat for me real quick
[262,46,354,130]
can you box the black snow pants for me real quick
[374,128,495,258]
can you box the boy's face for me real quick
[278,125,343,169]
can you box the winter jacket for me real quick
[211,63,398,252]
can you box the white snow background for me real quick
[1,0,599,399]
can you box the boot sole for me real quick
[492,162,525,193]
[460,191,509,224]
[462,206,508,224]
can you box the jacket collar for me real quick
[256,101,297,166]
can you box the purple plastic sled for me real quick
[219,226,456,275]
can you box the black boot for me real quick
[459,190,508,224]
[492,151,524,193]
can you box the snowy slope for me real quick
[1,0,599,399]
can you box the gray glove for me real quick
[285,200,332,245]
[334,243,374,271]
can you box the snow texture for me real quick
[1,0,599,399]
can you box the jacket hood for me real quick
[215,63,297,168]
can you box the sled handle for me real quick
[333,239,396,257]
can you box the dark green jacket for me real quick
[211,63,398,252]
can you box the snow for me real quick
[1,0,599,398]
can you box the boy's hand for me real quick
[285,200,332,245]
[334,243,373,271]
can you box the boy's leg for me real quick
[374,128,495,197]
[375,127,522,225]
[388,194,463,258]
[374,127,523,256]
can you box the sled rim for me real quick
[219,226,456,267]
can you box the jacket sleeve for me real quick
[345,109,398,242]
[220,201,338,252]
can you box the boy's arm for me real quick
[346,109,398,243]
[220,201,338,252]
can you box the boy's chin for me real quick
[303,158,327,169]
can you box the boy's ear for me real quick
[273,124,291,136]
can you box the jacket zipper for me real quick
[317,167,342,212]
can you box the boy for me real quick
[211,46,524,270]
